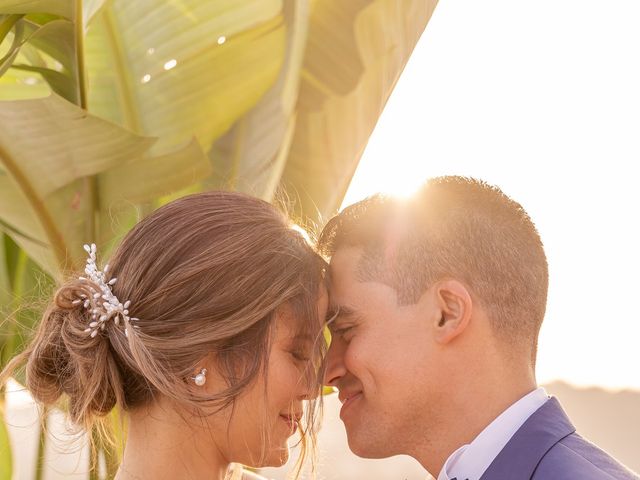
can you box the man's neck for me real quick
[413,370,537,476]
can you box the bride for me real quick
[1,191,329,480]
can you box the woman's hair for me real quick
[1,191,327,474]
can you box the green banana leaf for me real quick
[0,2,83,105]
[2,0,441,228]
[0,15,24,77]
[208,0,310,200]
[0,54,51,100]
[206,0,441,225]
[0,234,51,378]
[85,0,285,153]
[0,1,111,103]
[0,93,212,278]
[280,0,440,224]
[82,0,108,27]
[0,1,73,18]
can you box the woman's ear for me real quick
[189,352,220,393]
[432,279,472,344]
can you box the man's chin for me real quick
[346,432,393,459]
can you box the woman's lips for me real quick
[279,414,298,434]
[339,392,362,419]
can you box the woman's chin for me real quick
[262,446,291,468]
[241,445,290,469]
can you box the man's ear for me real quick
[432,279,473,344]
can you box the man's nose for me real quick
[323,336,347,387]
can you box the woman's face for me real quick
[208,288,329,467]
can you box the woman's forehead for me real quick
[274,299,322,342]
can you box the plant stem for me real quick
[0,14,23,45]
[73,1,99,245]
[1,249,28,367]
[74,1,87,110]
[34,407,48,480]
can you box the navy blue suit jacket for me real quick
[477,397,639,479]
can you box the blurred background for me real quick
[1,0,639,478]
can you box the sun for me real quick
[341,160,433,210]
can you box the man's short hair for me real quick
[319,176,549,356]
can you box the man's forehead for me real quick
[325,248,362,315]
[327,246,396,305]
[328,245,393,294]
[327,246,364,283]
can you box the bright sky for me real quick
[343,0,640,391]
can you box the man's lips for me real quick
[338,391,363,418]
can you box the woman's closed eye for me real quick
[332,325,354,339]
[289,348,311,362]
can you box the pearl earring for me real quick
[192,368,207,386]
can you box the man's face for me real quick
[324,247,447,458]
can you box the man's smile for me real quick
[339,390,363,419]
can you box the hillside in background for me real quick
[544,381,640,472]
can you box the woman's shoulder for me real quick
[241,471,269,480]
[227,465,269,480]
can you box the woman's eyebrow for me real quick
[292,333,314,342]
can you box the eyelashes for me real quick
[325,305,357,340]
[332,325,354,338]
[325,307,340,323]
[290,350,311,362]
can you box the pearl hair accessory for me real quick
[72,244,139,338]
[192,368,207,386]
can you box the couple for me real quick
[2,176,637,479]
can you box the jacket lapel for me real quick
[479,397,575,480]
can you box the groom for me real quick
[319,176,638,480]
